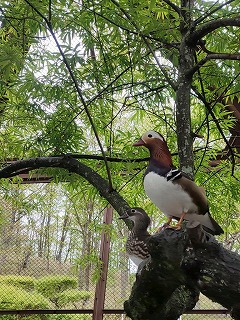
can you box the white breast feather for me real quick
[144,172,214,230]
[144,172,196,216]
[128,254,145,267]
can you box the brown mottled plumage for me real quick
[119,207,151,266]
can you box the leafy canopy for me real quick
[0,0,240,233]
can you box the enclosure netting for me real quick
[0,183,231,319]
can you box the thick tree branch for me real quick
[0,156,132,227]
[185,224,240,320]
[4,146,212,166]
[125,227,199,320]
[187,17,240,45]
[51,154,149,163]
[125,225,240,320]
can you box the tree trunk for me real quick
[176,42,194,178]
[18,248,32,273]
[46,210,51,270]
[56,211,71,262]
[175,1,195,178]
[75,203,93,290]
[124,223,240,320]
[38,212,46,258]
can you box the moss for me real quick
[202,275,212,283]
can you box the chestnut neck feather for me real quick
[147,140,173,167]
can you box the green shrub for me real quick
[0,316,48,320]
[0,314,91,320]
[57,289,91,307]
[0,275,35,291]
[35,276,78,306]
[49,315,91,320]
[0,284,50,310]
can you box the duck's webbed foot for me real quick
[157,216,173,232]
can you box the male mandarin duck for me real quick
[133,130,223,235]
[119,207,151,266]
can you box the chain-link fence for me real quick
[0,183,232,320]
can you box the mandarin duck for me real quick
[119,207,151,266]
[133,130,223,235]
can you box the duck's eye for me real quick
[148,134,153,138]
[131,209,136,213]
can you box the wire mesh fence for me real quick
[0,183,232,319]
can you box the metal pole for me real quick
[93,207,113,320]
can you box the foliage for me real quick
[35,276,91,308]
[0,314,91,320]
[35,276,77,298]
[1,0,238,166]
[49,316,91,320]
[0,284,50,309]
[0,275,35,291]
[0,0,240,307]
[56,289,91,307]
[0,274,91,313]
[0,316,48,320]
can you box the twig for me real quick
[192,87,236,175]
[110,0,178,91]
[85,5,178,48]
[193,0,237,26]
[23,0,114,191]
[188,53,240,76]
[162,0,181,15]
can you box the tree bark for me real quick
[175,1,195,178]
[124,223,240,320]
[175,39,194,178]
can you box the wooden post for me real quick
[93,207,113,320]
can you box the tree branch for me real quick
[188,53,240,76]
[161,0,181,15]
[86,5,178,47]
[187,17,240,45]
[4,146,213,166]
[125,225,240,320]
[0,156,132,227]
[191,83,239,175]
[23,0,114,191]
[110,0,178,91]
[193,0,237,26]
